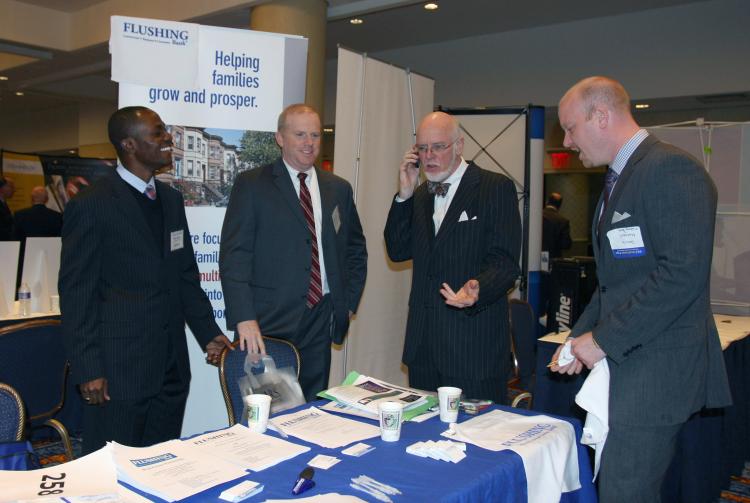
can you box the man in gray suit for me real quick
[60,106,231,454]
[384,112,521,403]
[220,104,367,401]
[551,77,731,502]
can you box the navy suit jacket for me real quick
[13,204,62,240]
[59,171,220,400]
[384,162,521,379]
[219,159,367,345]
[571,136,731,426]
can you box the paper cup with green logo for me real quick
[378,401,404,442]
[244,394,271,433]
[437,386,462,423]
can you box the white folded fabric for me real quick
[574,358,610,480]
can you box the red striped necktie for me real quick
[298,172,322,308]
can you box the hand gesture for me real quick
[440,279,479,308]
[80,377,109,405]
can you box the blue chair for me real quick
[0,319,75,460]
[509,299,537,395]
[218,337,301,425]
[0,382,25,442]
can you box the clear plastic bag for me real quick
[238,353,305,422]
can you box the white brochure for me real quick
[183,424,310,472]
[272,407,380,448]
[111,439,247,502]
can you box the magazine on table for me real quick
[319,371,438,420]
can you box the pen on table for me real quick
[267,420,288,438]
[292,466,315,495]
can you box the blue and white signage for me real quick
[112,17,307,131]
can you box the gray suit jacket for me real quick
[219,159,367,345]
[571,136,732,426]
[384,163,521,379]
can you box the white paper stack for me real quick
[111,439,247,502]
[183,424,310,472]
[0,446,118,503]
[272,407,380,448]
[406,440,466,463]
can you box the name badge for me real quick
[332,205,341,234]
[170,229,184,252]
[606,226,645,259]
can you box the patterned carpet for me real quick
[32,436,82,467]
[718,462,750,502]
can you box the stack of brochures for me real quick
[319,371,438,421]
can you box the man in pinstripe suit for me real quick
[551,77,731,502]
[384,112,521,403]
[60,106,231,454]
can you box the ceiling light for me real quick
[323,128,334,133]
[350,18,363,25]
[69,150,76,154]
[15,91,24,96]
[635,103,650,109]
[0,76,8,81]
[424,2,439,10]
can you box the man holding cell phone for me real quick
[384,111,521,403]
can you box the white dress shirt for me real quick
[117,164,155,195]
[433,158,469,234]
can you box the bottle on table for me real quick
[18,282,31,317]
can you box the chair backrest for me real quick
[509,299,536,390]
[0,382,25,442]
[218,337,301,426]
[0,320,68,425]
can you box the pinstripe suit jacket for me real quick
[570,136,732,426]
[219,159,367,345]
[59,171,220,401]
[384,162,521,379]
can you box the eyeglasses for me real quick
[416,138,458,155]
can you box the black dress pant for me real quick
[288,294,334,402]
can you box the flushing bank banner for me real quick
[111,15,308,131]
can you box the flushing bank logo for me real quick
[122,21,189,46]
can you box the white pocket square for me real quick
[612,211,631,224]
[458,211,469,222]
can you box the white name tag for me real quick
[606,226,645,258]
[332,205,341,234]
[170,229,184,251]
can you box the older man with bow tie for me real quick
[384,111,522,403]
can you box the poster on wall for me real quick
[110,15,308,435]
[0,151,45,213]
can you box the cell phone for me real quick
[411,159,420,169]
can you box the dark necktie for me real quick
[598,168,619,229]
[427,181,451,197]
[298,172,322,308]
[144,184,157,201]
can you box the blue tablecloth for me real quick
[125,402,597,502]
[533,335,750,503]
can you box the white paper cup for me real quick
[50,295,60,313]
[437,386,462,423]
[244,394,272,433]
[378,401,404,442]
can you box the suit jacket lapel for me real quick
[272,159,307,231]
[433,163,480,248]
[110,174,159,255]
